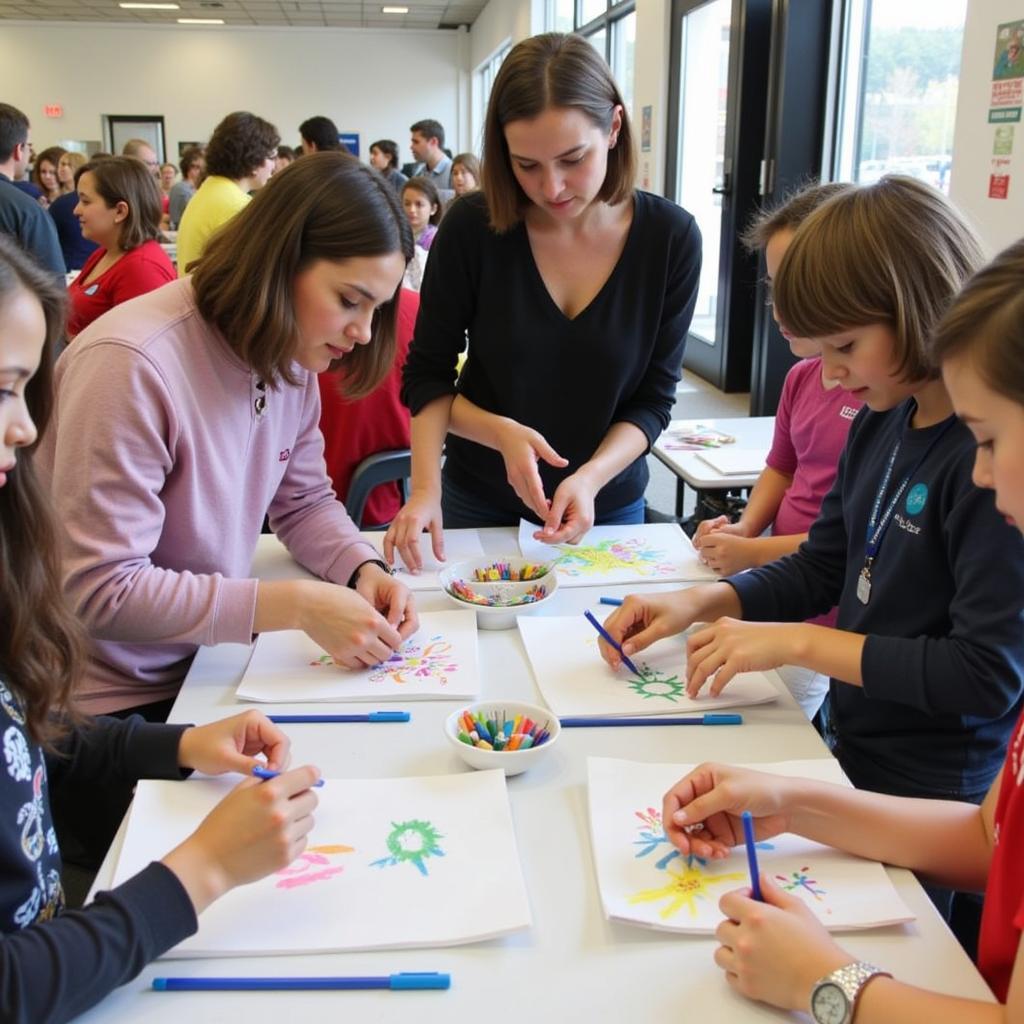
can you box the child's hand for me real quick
[694,515,730,548]
[162,765,320,914]
[535,472,596,545]
[597,592,697,667]
[661,762,792,857]
[493,420,569,522]
[695,532,756,575]
[296,580,403,669]
[685,618,805,697]
[352,563,419,642]
[714,878,853,1010]
[178,711,290,775]
[384,490,445,573]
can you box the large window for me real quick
[833,0,967,193]
[546,0,636,118]
[474,42,512,145]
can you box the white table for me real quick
[653,417,776,520]
[84,530,992,1022]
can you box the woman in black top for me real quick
[387,33,701,571]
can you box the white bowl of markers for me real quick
[438,558,558,630]
[444,700,560,776]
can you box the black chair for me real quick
[344,448,412,530]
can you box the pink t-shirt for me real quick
[765,357,862,627]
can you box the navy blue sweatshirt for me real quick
[729,400,1024,800]
[0,682,197,1024]
[402,190,702,520]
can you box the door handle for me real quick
[711,186,731,195]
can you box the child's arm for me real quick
[698,528,808,575]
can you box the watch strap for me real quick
[812,961,891,1023]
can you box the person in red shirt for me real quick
[67,156,174,339]
[647,240,1024,1022]
[318,288,419,527]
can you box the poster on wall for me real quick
[988,22,1024,197]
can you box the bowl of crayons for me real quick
[445,701,560,776]
[439,558,558,630]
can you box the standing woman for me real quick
[66,157,175,339]
[32,146,65,207]
[41,153,418,723]
[386,33,701,569]
[55,150,87,195]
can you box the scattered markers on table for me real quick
[456,708,552,751]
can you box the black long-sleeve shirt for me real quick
[729,401,1024,800]
[0,689,197,1024]
[402,190,702,519]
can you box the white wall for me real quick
[0,22,463,164]
[632,0,672,195]
[949,2,1024,255]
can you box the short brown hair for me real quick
[772,175,984,383]
[205,111,280,180]
[179,145,204,177]
[78,156,162,250]
[452,151,481,184]
[0,234,84,745]
[192,152,413,397]
[932,239,1024,405]
[403,176,443,226]
[740,181,853,252]
[481,32,636,232]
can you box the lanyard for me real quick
[858,416,957,603]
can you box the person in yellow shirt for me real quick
[176,111,279,276]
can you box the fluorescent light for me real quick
[119,2,180,7]
[381,5,409,12]
[177,16,224,22]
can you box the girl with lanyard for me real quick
[652,238,1024,1024]
[598,177,1024,929]
[385,33,701,571]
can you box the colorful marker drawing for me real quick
[367,636,459,687]
[776,866,827,902]
[274,843,355,890]
[370,819,446,876]
[626,666,687,702]
[554,538,676,579]
[308,653,335,668]
[631,806,775,872]
[628,859,746,919]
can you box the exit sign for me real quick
[43,104,63,118]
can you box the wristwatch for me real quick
[810,961,890,1024]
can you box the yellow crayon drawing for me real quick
[628,860,745,919]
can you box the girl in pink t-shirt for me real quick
[694,184,861,716]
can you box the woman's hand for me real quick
[597,591,700,668]
[533,471,597,545]
[162,765,321,914]
[694,532,757,575]
[295,580,404,669]
[685,619,806,697]
[492,419,569,522]
[714,878,853,1011]
[178,711,290,775]
[383,489,445,574]
[661,762,794,857]
[352,563,419,642]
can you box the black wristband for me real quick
[348,559,393,588]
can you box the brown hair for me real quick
[179,145,204,178]
[32,145,66,198]
[481,32,636,232]
[452,152,481,186]
[191,152,413,397]
[772,175,984,383]
[0,234,84,745]
[205,111,280,181]
[932,238,1024,405]
[403,176,443,226]
[740,181,853,252]
[78,156,163,251]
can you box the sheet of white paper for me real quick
[519,615,778,716]
[113,770,532,956]
[588,757,914,933]
[236,609,480,702]
[359,529,486,591]
[517,520,716,584]
[694,448,769,476]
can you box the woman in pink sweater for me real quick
[41,153,418,721]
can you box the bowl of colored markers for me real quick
[439,558,558,630]
[445,700,561,776]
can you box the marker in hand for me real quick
[583,609,645,679]
[742,810,762,901]
[251,765,324,788]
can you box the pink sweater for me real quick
[39,278,378,713]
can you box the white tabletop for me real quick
[654,417,776,490]
[83,530,992,1022]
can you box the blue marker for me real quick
[599,596,624,606]
[742,811,762,901]
[559,714,742,727]
[583,609,644,679]
[153,973,451,991]
[268,712,409,724]
[251,765,324,788]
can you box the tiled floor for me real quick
[644,369,751,521]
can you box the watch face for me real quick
[811,983,850,1024]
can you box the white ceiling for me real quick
[0,0,487,30]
